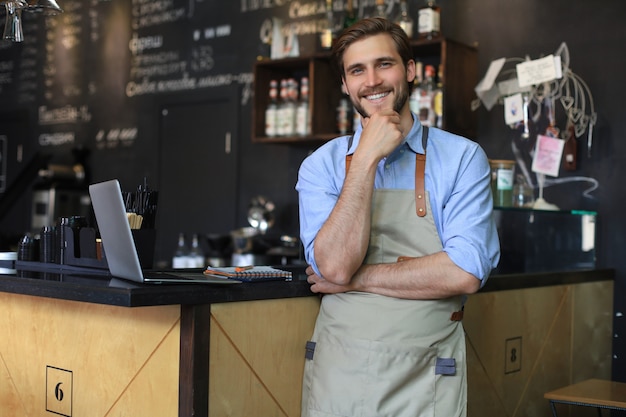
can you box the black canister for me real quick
[17,234,35,261]
[56,217,70,264]
[68,215,87,258]
[39,226,55,263]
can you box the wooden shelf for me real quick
[251,37,478,144]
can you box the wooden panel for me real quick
[0,293,181,416]
[209,297,320,417]
[464,281,613,417]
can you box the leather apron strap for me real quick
[345,126,428,217]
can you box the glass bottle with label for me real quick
[281,78,298,136]
[188,233,205,268]
[433,65,443,128]
[337,98,350,135]
[276,79,288,136]
[264,79,278,137]
[409,60,423,114]
[394,0,413,38]
[296,77,310,136]
[417,64,436,127]
[343,0,357,29]
[172,233,190,269]
[374,0,387,18]
[320,0,334,49]
[418,0,440,39]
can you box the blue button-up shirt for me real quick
[296,115,500,286]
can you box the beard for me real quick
[351,80,410,119]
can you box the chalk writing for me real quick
[38,105,93,125]
[39,132,75,147]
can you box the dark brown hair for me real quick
[331,17,413,79]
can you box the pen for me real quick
[235,265,253,272]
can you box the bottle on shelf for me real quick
[352,105,361,132]
[409,60,423,114]
[320,0,334,49]
[188,233,205,268]
[280,78,298,136]
[337,98,350,135]
[374,0,387,18]
[433,64,444,128]
[418,0,440,39]
[295,76,310,136]
[172,233,190,269]
[343,0,358,29]
[265,79,278,137]
[276,79,290,136]
[417,64,437,127]
[394,0,414,38]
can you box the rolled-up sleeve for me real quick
[426,134,500,285]
[296,139,348,276]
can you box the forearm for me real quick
[314,157,378,284]
[351,252,481,299]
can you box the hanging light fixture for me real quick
[25,0,62,15]
[1,0,62,42]
[2,1,25,42]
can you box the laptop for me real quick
[88,179,240,285]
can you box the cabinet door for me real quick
[156,87,239,266]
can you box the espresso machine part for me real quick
[247,196,275,234]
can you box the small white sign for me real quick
[531,134,565,177]
[516,55,562,87]
[504,93,524,125]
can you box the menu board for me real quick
[0,0,365,156]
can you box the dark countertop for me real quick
[0,263,615,308]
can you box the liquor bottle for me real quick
[172,233,190,269]
[409,60,423,114]
[374,0,386,18]
[276,79,289,136]
[188,233,205,268]
[281,78,298,136]
[264,79,278,137]
[418,0,440,39]
[394,0,414,38]
[320,0,334,49]
[417,64,436,127]
[343,0,358,29]
[433,65,443,128]
[352,106,361,132]
[337,98,350,135]
[295,76,310,136]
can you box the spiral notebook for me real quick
[203,266,292,282]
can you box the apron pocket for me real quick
[305,333,437,417]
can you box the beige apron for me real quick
[302,128,467,417]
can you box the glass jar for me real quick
[489,160,515,207]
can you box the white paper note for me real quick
[504,93,524,125]
[516,55,561,87]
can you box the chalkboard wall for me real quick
[1,0,625,380]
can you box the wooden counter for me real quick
[0,266,615,416]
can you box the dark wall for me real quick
[0,0,625,379]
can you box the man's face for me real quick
[341,34,415,118]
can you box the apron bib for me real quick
[302,129,467,417]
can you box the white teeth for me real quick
[366,92,389,100]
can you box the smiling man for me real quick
[296,17,500,417]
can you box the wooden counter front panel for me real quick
[209,297,320,417]
[464,280,613,417]
[0,293,181,417]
